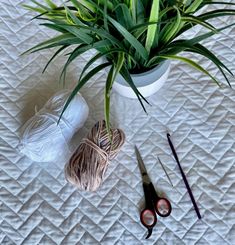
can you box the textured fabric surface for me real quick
[0,1,235,244]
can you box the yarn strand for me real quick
[65,120,125,191]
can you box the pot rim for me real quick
[130,60,169,78]
[115,60,170,88]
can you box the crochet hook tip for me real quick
[157,156,174,187]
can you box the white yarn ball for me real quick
[18,90,89,162]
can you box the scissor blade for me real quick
[135,146,151,184]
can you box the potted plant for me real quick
[24,0,235,131]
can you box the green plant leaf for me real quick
[21,33,77,55]
[103,0,109,31]
[59,62,111,122]
[25,0,235,128]
[185,43,233,87]
[192,43,233,77]
[185,0,203,13]
[146,56,165,67]
[104,64,115,135]
[130,20,173,46]
[159,54,221,86]
[199,9,235,20]
[177,10,235,36]
[181,15,217,32]
[53,22,123,48]
[169,23,235,53]
[119,66,149,111]
[79,48,134,81]
[30,0,51,11]
[42,45,68,73]
[70,0,95,12]
[99,0,114,11]
[108,17,148,60]
[44,0,57,9]
[53,24,94,44]
[129,0,137,24]
[22,4,45,13]
[145,0,160,53]
[104,52,125,135]
[60,39,111,82]
[63,4,84,25]
[161,7,181,44]
[40,22,69,33]
[162,40,233,78]
[135,0,145,24]
[203,1,235,6]
[114,4,134,30]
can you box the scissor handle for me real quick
[140,183,157,230]
[155,197,172,217]
[149,183,172,217]
[140,208,157,228]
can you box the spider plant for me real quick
[23,0,235,132]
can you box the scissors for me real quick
[135,146,172,239]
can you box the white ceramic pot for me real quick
[113,61,170,98]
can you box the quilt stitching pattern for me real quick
[0,1,235,244]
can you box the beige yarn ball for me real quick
[65,120,125,191]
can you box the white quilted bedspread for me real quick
[0,1,235,244]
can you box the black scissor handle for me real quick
[140,208,157,228]
[155,197,172,217]
[148,182,172,217]
[140,183,157,239]
[140,208,157,239]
